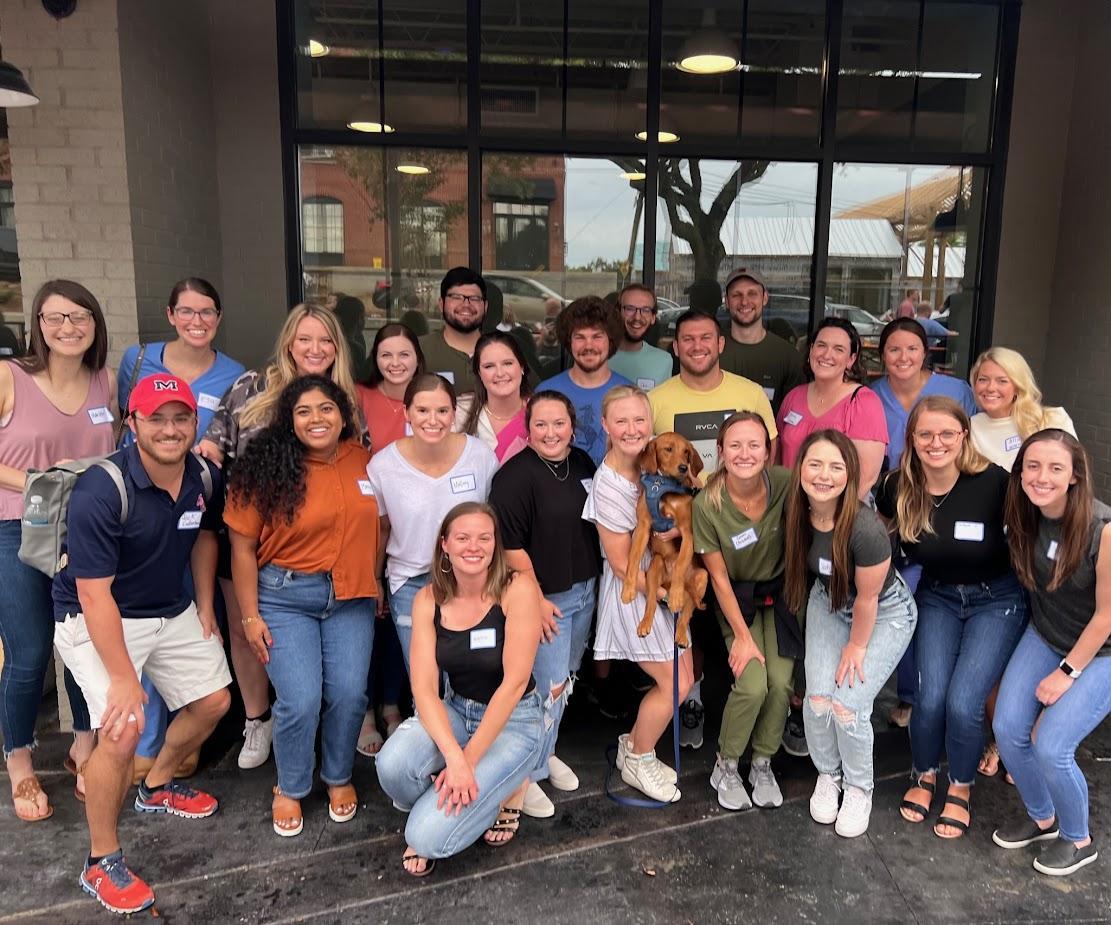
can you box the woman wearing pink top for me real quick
[455,332,530,464]
[0,280,117,821]
[776,317,888,499]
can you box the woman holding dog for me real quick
[784,430,916,837]
[582,385,695,803]
[693,412,796,812]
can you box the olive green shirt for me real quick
[419,332,476,395]
[719,332,805,416]
[693,465,791,583]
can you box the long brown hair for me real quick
[462,331,530,435]
[785,430,862,613]
[895,395,989,543]
[703,411,772,513]
[430,502,513,605]
[18,279,109,374]
[1005,429,1093,591]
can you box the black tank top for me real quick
[434,601,536,704]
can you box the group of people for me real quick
[0,265,1107,916]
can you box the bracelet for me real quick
[241,616,260,627]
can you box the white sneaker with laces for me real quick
[238,717,273,770]
[616,734,677,784]
[521,780,555,818]
[810,773,842,824]
[621,751,680,803]
[835,785,872,838]
[748,757,783,808]
[548,755,580,791]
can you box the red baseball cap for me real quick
[128,374,198,417]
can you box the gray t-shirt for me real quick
[807,504,895,602]
[1030,499,1111,657]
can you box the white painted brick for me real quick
[77,240,132,261]
[8,127,68,147]
[15,203,73,223]
[19,239,74,259]
[61,49,117,70]
[95,147,127,169]
[39,184,102,205]
[105,260,137,279]
[35,147,97,167]
[17,258,47,279]
[73,203,131,224]
[46,258,102,277]
[47,108,124,130]
[63,88,123,111]
[99,184,130,204]
[67,129,126,150]
[103,224,132,242]
[42,221,103,242]
[68,166,128,187]
[10,164,67,183]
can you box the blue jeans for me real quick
[0,519,90,755]
[376,689,543,860]
[894,563,922,704]
[257,564,375,798]
[994,627,1111,842]
[530,578,596,783]
[803,577,917,791]
[368,612,405,708]
[911,573,1027,785]
[387,572,431,672]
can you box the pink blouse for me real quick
[775,383,888,468]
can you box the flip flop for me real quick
[12,775,53,823]
[402,849,436,878]
[356,718,385,757]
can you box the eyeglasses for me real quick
[134,411,196,430]
[914,429,964,445]
[39,309,94,327]
[620,305,657,317]
[172,306,220,322]
[444,293,485,306]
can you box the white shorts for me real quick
[54,602,232,730]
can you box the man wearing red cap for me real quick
[52,374,231,915]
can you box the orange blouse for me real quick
[224,440,380,601]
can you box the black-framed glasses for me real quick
[172,306,220,322]
[620,304,657,317]
[444,293,485,306]
[39,309,94,327]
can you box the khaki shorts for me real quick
[54,602,232,730]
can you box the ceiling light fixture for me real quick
[635,130,679,143]
[347,120,395,133]
[676,9,738,75]
[395,164,430,175]
[0,61,38,107]
[308,39,329,58]
[621,171,647,181]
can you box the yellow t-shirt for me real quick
[648,371,778,471]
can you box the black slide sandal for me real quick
[900,777,936,823]
[934,795,971,839]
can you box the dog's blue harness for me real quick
[640,473,690,532]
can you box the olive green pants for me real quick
[717,604,796,761]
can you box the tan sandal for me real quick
[12,775,53,822]
[64,756,88,803]
[272,786,303,837]
[328,783,358,823]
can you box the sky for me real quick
[561,158,955,267]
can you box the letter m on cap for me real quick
[154,379,179,391]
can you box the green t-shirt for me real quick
[719,332,805,416]
[693,465,791,583]
[608,343,675,392]
[419,332,476,395]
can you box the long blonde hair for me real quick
[703,411,772,512]
[895,395,989,543]
[241,304,359,431]
[970,346,1054,439]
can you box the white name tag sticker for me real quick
[580,478,593,493]
[784,410,803,427]
[818,556,832,576]
[196,392,221,411]
[731,528,758,550]
[762,386,776,401]
[636,377,656,391]
[357,479,374,496]
[87,406,114,425]
[177,510,202,530]
[470,628,497,650]
[1047,540,1058,560]
[437,370,455,385]
[954,520,985,542]
[450,473,477,494]
[1004,434,1023,453]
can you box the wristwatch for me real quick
[1058,658,1082,679]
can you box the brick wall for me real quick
[0,0,140,360]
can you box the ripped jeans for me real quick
[803,577,916,792]
[530,578,596,782]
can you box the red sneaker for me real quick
[134,778,219,818]
[80,851,155,914]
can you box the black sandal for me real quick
[900,777,936,823]
[402,848,436,878]
[483,807,522,847]
[934,794,971,839]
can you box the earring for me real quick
[439,552,452,574]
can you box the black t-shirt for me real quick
[489,446,602,593]
[807,504,895,599]
[876,465,1012,584]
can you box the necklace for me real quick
[486,401,523,423]
[931,484,956,509]
[540,454,570,482]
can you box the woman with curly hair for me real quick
[198,303,364,771]
[224,375,380,838]
[455,331,531,463]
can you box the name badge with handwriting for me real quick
[197,393,221,411]
[1047,540,1058,560]
[357,479,374,496]
[88,406,114,426]
[731,528,758,550]
[470,628,497,650]
[784,410,803,427]
[450,473,477,494]
[954,521,985,542]
[818,557,832,576]
[762,386,776,402]
[178,510,203,530]
[637,377,656,391]
[1004,434,1023,453]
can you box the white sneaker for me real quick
[621,751,680,803]
[835,785,872,838]
[616,733,677,784]
[709,754,752,811]
[748,757,783,808]
[548,755,580,792]
[521,780,555,818]
[810,773,842,825]
[237,717,272,770]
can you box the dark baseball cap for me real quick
[724,267,767,293]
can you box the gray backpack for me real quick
[19,457,129,577]
[18,456,215,577]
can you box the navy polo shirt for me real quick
[52,444,224,621]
